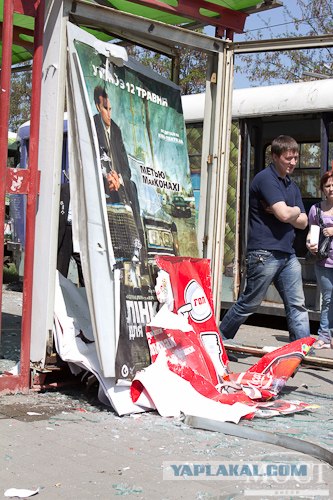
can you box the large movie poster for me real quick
[67,24,198,380]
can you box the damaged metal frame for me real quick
[185,414,333,466]
[30,0,235,370]
[2,0,333,391]
[27,0,333,375]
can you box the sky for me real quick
[230,0,303,88]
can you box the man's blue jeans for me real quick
[219,250,310,342]
[315,264,333,344]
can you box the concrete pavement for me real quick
[1,308,333,499]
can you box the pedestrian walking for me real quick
[220,135,310,343]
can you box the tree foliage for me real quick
[9,69,32,131]
[127,40,207,95]
[179,48,208,95]
[8,39,208,132]
[236,0,333,85]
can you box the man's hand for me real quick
[260,200,276,215]
[107,171,121,191]
[263,205,274,215]
[267,201,308,229]
[290,211,308,229]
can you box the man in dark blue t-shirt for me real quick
[220,135,310,343]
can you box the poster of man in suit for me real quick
[93,84,147,283]
[69,32,198,380]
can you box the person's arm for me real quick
[258,174,307,228]
[291,211,308,230]
[269,201,308,229]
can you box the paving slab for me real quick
[1,290,333,499]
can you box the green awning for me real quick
[0,6,35,65]
[0,0,276,65]
[89,0,261,26]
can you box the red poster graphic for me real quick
[137,256,316,417]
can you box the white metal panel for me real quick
[66,22,118,378]
[30,0,69,364]
[233,78,333,118]
[181,93,206,123]
[181,78,333,123]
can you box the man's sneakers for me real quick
[313,339,331,350]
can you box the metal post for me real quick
[0,0,44,392]
[196,54,217,257]
[203,45,235,319]
[20,0,45,385]
[0,0,14,335]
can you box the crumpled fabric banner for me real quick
[131,256,316,420]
